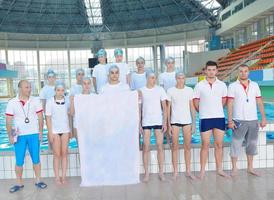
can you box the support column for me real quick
[159,44,165,73]
[152,45,158,76]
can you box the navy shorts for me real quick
[200,118,225,132]
[143,125,162,130]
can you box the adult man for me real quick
[167,71,196,180]
[100,65,130,94]
[92,49,108,94]
[193,61,229,179]
[6,80,47,193]
[227,64,267,177]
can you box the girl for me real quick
[46,82,71,184]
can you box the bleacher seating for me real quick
[194,35,274,80]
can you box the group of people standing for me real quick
[5,48,267,193]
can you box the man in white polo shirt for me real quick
[193,61,229,179]
[100,65,130,94]
[6,80,47,193]
[167,71,196,180]
[227,64,267,177]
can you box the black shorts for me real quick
[142,125,162,130]
[171,123,191,128]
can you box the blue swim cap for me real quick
[97,49,107,58]
[114,48,123,57]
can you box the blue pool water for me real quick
[0,101,274,151]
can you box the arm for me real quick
[126,74,131,85]
[257,97,267,128]
[193,98,199,112]
[227,98,236,129]
[45,116,53,143]
[222,97,227,106]
[92,77,97,94]
[190,100,196,134]
[37,112,44,141]
[166,101,172,136]
[161,100,167,133]
[41,99,46,112]
[69,95,75,116]
[138,90,143,134]
[6,115,14,144]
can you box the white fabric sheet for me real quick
[75,91,140,186]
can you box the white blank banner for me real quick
[75,91,140,186]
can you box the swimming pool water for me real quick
[0,101,273,151]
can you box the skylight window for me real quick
[84,0,103,25]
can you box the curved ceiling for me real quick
[0,0,221,34]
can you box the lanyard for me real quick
[240,81,249,102]
[19,100,30,123]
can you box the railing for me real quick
[220,39,274,81]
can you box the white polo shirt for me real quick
[39,85,55,100]
[45,97,70,134]
[167,86,193,124]
[130,72,146,90]
[113,62,130,84]
[5,96,43,136]
[159,71,176,91]
[100,82,130,94]
[140,86,168,126]
[92,64,108,92]
[228,80,261,121]
[193,78,227,119]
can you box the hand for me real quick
[228,121,236,130]
[191,123,196,134]
[162,123,167,134]
[9,135,14,145]
[260,118,267,128]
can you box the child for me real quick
[46,82,71,184]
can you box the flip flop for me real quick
[35,182,47,189]
[9,185,24,193]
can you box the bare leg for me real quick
[142,130,151,182]
[183,125,196,180]
[33,163,41,183]
[199,130,211,180]
[213,129,230,178]
[171,126,180,180]
[15,166,24,186]
[61,134,70,184]
[52,135,61,184]
[247,155,261,176]
[231,157,238,177]
[155,129,165,181]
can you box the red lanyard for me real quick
[240,81,249,102]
